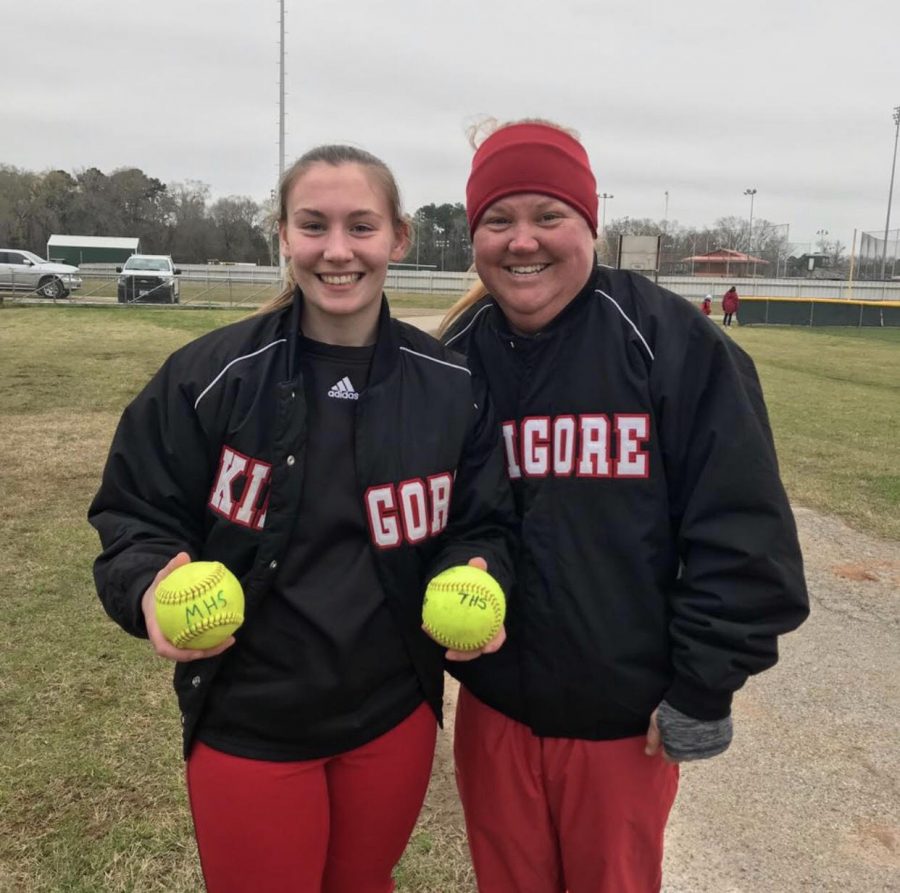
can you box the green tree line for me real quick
[4,164,846,276]
[0,164,478,269]
[0,165,274,265]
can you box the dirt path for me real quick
[424,505,900,892]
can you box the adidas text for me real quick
[328,376,359,400]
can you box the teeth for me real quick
[320,273,362,285]
[509,264,548,274]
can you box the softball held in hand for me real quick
[155,561,244,649]
[423,565,506,651]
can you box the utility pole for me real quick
[278,0,286,273]
[881,106,900,280]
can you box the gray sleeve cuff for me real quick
[657,699,733,762]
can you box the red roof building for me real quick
[680,248,769,277]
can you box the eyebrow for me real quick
[488,197,564,212]
[293,208,384,219]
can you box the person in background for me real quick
[439,119,808,893]
[722,285,739,326]
[701,293,712,316]
[89,144,515,893]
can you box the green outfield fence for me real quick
[739,297,900,327]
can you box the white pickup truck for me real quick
[116,254,182,304]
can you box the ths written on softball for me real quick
[155,561,245,649]
[422,565,506,652]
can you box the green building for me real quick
[46,235,140,265]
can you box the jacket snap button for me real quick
[191,676,201,688]
[269,560,278,570]
[286,455,295,466]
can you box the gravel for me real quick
[662,505,900,892]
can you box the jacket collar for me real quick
[283,287,398,386]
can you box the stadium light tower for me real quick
[744,189,757,252]
[744,188,757,276]
[598,192,614,232]
[881,105,900,280]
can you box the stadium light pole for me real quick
[597,193,614,265]
[744,188,757,276]
[598,192,614,232]
[881,105,900,280]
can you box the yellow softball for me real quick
[423,565,506,652]
[155,561,244,650]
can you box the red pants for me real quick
[186,703,437,893]
[454,686,679,893]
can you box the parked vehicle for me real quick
[116,255,182,304]
[0,249,82,299]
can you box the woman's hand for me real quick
[644,707,677,762]
[434,557,507,662]
[141,552,237,662]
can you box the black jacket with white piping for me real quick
[89,292,516,756]
[442,266,809,739]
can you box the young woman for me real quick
[440,120,809,893]
[89,144,515,893]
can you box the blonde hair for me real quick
[438,117,579,337]
[256,145,411,316]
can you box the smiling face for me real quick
[472,193,595,334]
[279,161,409,345]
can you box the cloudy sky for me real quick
[5,0,900,251]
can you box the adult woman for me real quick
[722,285,740,325]
[440,121,808,893]
[89,144,515,893]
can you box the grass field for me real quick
[0,305,897,892]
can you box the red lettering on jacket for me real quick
[208,446,272,530]
[502,414,650,480]
[365,472,454,549]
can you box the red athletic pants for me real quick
[454,686,679,893]
[185,702,437,893]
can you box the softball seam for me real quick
[423,580,504,650]
[171,612,243,648]
[156,564,227,605]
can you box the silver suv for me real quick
[116,255,182,304]
[0,249,82,299]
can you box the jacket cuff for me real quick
[664,677,733,721]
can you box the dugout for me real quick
[46,235,140,265]
[739,297,900,327]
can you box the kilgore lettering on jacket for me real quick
[502,413,650,479]
[366,473,454,548]
[208,446,272,530]
[208,445,455,548]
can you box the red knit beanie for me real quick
[466,123,598,236]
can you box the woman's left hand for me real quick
[644,707,678,763]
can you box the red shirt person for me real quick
[722,285,739,326]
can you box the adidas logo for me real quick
[327,376,359,400]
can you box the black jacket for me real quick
[89,294,516,756]
[442,267,808,739]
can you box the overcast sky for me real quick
[5,0,900,251]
